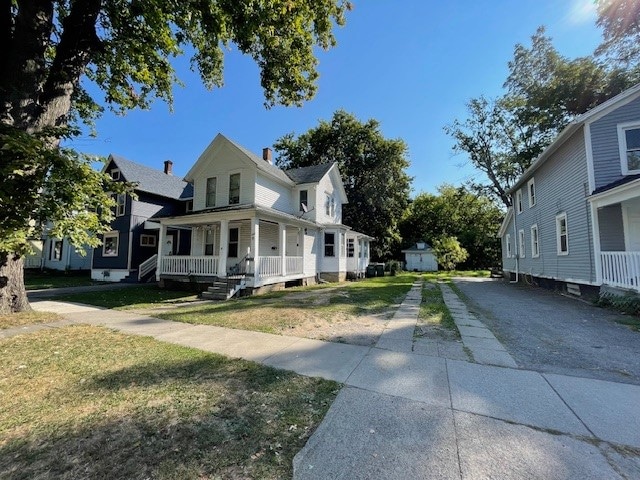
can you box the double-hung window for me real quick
[505,234,512,258]
[556,213,568,255]
[103,232,119,257]
[116,194,126,216]
[530,224,539,258]
[528,179,536,207]
[229,173,240,205]
[324,232,335,257]
[619,123,640,174]
[347,238,355,258]
[206,177,217,208]
[299,190,308,211]
[228,227,239,257]
[518,229,526,258]
[516,190,523,214]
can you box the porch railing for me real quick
[256,256,281,278]
[286,256,303,275]
[601,251,640,291]
[161,255,219,276]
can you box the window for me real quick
[505,234,512,258]
[528,178,536,207]
[556,213,568,255]
[204,228,215,255]
[111,169,120,180]
[228,227,239,257]
[516,189,523,214]
[347,238,355,257]
[325,194,332,216]
[103,233,119,257]
[619,124,640,174]
[518,229,526,258]
[206,177,217,208]
[50,240,63,261]
[340,233,345,257]
[331,197,336,216]
[229,173,240,204]
[140,234,156,247]
[531,224,539,258]
[299,190,308,211]
[324,232,335,257]
[116,193,126,216]
[186,200,193,213]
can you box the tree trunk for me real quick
[0,253,30,313]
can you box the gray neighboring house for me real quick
[498,83,640,296]
[402,242,437,271]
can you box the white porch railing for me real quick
[138,253,158,280]
[161,255,219,276]
[601,251,640,291]
[256,256,281,278]
[286,256,303,275]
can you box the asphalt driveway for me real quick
[453,277,640,385]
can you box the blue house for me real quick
[499,83,640,296]
[91,156,193,282]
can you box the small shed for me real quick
[402,241,437,272]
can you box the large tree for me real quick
[274,110,412,259]
[399,185,503,269]
[447,27,637,208]
[597,0,640,66]
[0,0,350,313]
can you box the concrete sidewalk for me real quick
[25,282,640,479]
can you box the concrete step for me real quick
[201,291,228,301]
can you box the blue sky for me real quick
[73,0,604,196]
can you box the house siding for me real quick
[303,229,319,275]
[255,173,293,213]
[590,96,640,190]
[504,129,595,284]
[598,204,625,251]
[315,174,343,225]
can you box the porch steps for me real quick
[201,277,246,301]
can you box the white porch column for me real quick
[279,223,287,276]
[251,217,260,277]
[590,202,602,285]
[218,219,229,276]
[156,223,167,280]
[300,228,305,274]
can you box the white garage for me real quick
[402,242,437,272]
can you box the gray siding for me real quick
[598,204,625,251]
[591,96,640,189]
[505,129,596,283]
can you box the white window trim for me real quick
[530,224,539,258]
[324,232,335,257]
[116,193,126,217]
[527,178,536,207]
[518,229,526,258]
[516,189,523,214]
[206,176,217,208]
[51,239,63,261]
[505,233,512,258]
[228,172,241,205]
[556,212,569,256]
[618,121,640,175]
[140,234,156,247]
[103,232,119,257]
[299,189,308,212]
[111,169,120,180]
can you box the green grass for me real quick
[0,311,63,329]
[56,285,199,310]
[24,270,96,290]
[415,281,459,338]
[155,273,418,333]
[421,270,490,282]
[0,325,338,479]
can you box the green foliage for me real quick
[432,236,469,271]
[399,185,502,269]
[446,27,638,208]
[275,110,412,259]
[597,0,640,67]
[385,260,403,276]
[0,125,130,256]
[597,291,640,321]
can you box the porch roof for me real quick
[588,176,640,208]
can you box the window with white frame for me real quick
[103,233,119,257]
[228,227,239,257]
[530,224,539,258]
[229,173,240,205]
[324,232,335,257]
[618,123,640,174]
[204,227,216,255]
[505,234,512,258]
[340,233,345,257]
[116,193,126,216]
[556,213,568,255]
[299,190,308,211]
[50,239,63,261]
[186,200,193,213]
[325,194,332,216]
[347,238,355,257]
[528,178,536,207]
[516,189,523,214]
[111,169,120,180]
[206,177,217,207]
[140,234,156,247]
[518,229,526,258]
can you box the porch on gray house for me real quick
[591,178,640,292]
[155,208,316,289]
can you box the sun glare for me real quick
[566,0,598,25]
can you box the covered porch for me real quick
[591,177,640,292]
[156,207,316,288]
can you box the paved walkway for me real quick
[21,282,640,479]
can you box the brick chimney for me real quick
[164,160,173,175]
[262,147,272,164]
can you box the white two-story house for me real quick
[155,133,372,295]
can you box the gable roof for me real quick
[285,163,334,184]
[508,83,640,194]
[401,242,433,253]
[497,207,514,238]
[109,155,193,200]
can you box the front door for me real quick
[164,233,176,256]
[625,211,640,251]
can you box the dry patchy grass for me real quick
[0,310,62,329]
[415,282,459,341]
[0,325,338,479]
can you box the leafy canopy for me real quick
[274,110,412,259]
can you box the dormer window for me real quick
[618,122,640,174]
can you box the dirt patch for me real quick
[282,311,389,346]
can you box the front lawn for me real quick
[0,310,63,329]
[24,269,96,290]
[0,326,338,479]
[422,270,490,282]
[56,285,199,310]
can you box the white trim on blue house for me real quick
[584,123,596,194]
